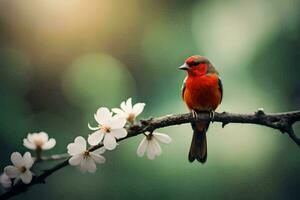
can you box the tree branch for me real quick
[1,109,300,200]
[39,154,70,162]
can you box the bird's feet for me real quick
[209,110,215,123]
[191,110,215,123]
[191,109,198,120]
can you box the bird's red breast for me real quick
[183,73,221,112]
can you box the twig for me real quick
[31,154,70,163]
[1,109,300,200]
[40,154,70,161]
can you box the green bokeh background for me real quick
[0,0,299,199]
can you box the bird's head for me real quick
[179,55,217,76]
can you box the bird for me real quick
[179,55,223,163]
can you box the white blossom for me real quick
[112,98,145,123]
[23,132,56,151]
[4,152,34,184]
[67,136,106,173]
[137,132,172,160]
[0,173,12,188]
[88,107,127,150]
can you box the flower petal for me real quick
[93,147,106,155]
[79,158,96,173]
[87,131,104,146]
[42,138,56,150]
[110,128,127,139]
[109,117,126,129]
[0,173,12,188]
[86,158,97,173]
[10,152,23,168]
[69,154,83,166]
[146,141,156,160]
[67,136,87,155]
[19,170,32,184]
[23,139,36,150]
[4,166,19,178]
[137,137,148,157]
[79,159,88,173]
[125,98,133,111]
[103,134,117,150]
[112,108,125,115]
[94,107,112,125]
[132,103,145,116]
[153,133,172,144]
[23,152,34,169]
[27,133,35,143]
[90,152,106,164]
[120,101,127,112]
[88,123,100,131]
[152,138,162,156]
[67,144,81,156]
[38,132,49,143]
[74,136,87,151]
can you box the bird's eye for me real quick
[190,60,201,66]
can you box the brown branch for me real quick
[1,109,300,200]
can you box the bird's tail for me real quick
[188,121,209,163]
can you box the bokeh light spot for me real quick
[62,53,135,110]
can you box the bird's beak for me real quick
[179,63,190,70]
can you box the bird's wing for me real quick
[218,76,223,103]
[181,76,187,100]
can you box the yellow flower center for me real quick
[100,125,111,133]
[127,113,136,123]
[83,151,90,158]
[146,134,153,140]
[19,166,26,173]
[34,139,44,149]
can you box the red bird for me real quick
[179,55,223,163]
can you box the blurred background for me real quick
[0,0,300,199]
